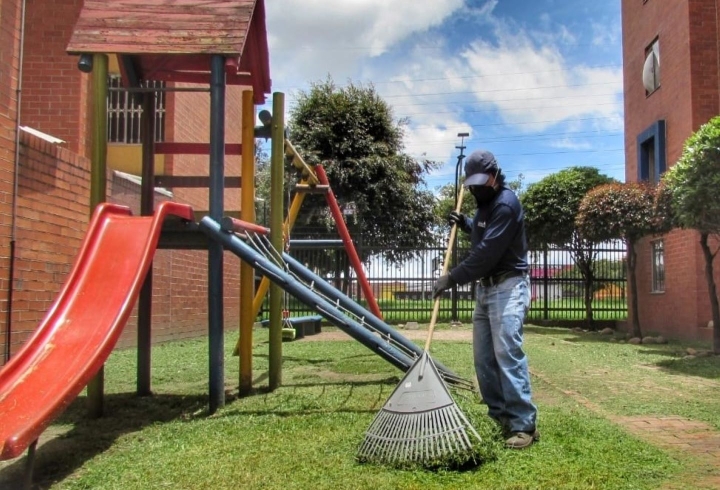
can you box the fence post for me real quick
[543,248,549,320]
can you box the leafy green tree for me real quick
[662,115,720,353]
[521,167,616,327]
[576,182,665,338]
[254,144,271,226]
[287,78,439,264]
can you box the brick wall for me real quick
[8,130,92,354]
[0,0,22,359]
[1,0,249,359]
[110,174,241,348]
[2,130,241,357]
[622,0,718,341]
[19,0,91,157]
[166,85,244,213]
[688,0,720,128]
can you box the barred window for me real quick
[651,240,665,293]
[107,75,166,143]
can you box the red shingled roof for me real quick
[67,0,271,102]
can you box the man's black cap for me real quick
[463,150,498,186]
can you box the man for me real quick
[433,149,538,449]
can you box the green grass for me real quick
[525,326,720,429]
[4,325,718,489]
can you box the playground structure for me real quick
[0,2,474,485]
[234,139,384,355]
[0,201,472,478]
[0,202,194,461]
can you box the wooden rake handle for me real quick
[424,185,466,352]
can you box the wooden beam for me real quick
[294,184,329,194]
[149,71,254,86]
[154,176,241,188]
[154,142,242,155]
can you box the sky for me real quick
[262,0,624,192]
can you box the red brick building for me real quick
[0,0,270,359]
[622,0,718,341]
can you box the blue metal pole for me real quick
[208,55,226,413]
[281,251,461,381]
[199,217,414,373]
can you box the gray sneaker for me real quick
[505,430,540,449]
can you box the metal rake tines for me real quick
[357,405,479,464]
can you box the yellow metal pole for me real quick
[239,91,256,396]
[232,186,308,356]
[87,53,108,418]
[268,92,285,390]
[233,137,321,356]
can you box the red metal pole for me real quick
[314,164,383,320]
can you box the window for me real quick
[642,38,660,95]
[637,120,666,183]
[107,75,166,144]
[651,240,665,293]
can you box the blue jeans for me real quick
[472,275,537,433]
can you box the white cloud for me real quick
[458,28,623,132]
[264,0,624,185]
[548,137,593,150]
[591,21,621,48]
[266,0,464,88]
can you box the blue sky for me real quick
[263,0,624,191]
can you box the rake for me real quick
[357,186,481,466]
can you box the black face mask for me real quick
[470,185,497,205]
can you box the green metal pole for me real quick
[87,53,108,418]
[268,92,285,390]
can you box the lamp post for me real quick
[452,132,469,324]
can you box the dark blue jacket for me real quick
[449,186,528,285]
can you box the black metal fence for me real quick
[271,239,628,325]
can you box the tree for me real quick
[662,115,720,353]
[287,77,439,264]
[576,182,664,338]
[521,167,616,327]
[253,144,271,226]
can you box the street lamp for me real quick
[455,132,469,205]
[452,132,469,324]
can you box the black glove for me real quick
[432,274,455,298]
[447,211,469,233]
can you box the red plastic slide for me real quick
[0,201,193,460]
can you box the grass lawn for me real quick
[2,325,719,489]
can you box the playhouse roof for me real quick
[66,0,271,102]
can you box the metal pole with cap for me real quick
[452,133,469,324]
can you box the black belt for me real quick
[477,270,525,288]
